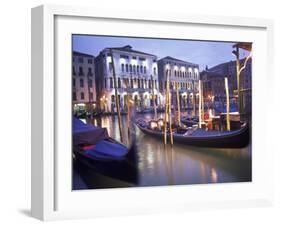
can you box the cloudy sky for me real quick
[72,35,250,71]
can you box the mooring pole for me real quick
[164,69,169,145]
[176,82,181,126]
[201,81,204,124]
[110,49,123,143]
[225,77,230,131]
[151,75,157,120]
[198,80,202,128]
[193,93,196,117]
[168,80,174,146]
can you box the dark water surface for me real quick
[74,112,251,189]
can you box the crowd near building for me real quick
[72,44,251,114]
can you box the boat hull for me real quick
[73,140,138,189]
[136,123,250,148]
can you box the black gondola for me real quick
[136,119,250,148]
[73,118,138,189]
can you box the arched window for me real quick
[129,64,132,73]
[111,95,115,105]
[125,64,128,72]
[144,66,147,74]
[109,77,113,88]
[118,77,121,88]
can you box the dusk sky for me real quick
[72,35,249,71]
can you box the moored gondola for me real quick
[136,119,250,148]
[73,118,138,189]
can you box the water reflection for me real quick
[87,113,251,186]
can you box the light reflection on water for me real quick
[88,112,251,186]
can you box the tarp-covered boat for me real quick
[73,118,138,189]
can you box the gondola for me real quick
[73,118,138,189]
[136,119,250,148]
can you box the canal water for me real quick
[74,112,251,189]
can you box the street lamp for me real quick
[100,95,108,112]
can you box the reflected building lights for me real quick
[211,168,218,183]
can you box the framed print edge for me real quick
[31,4,275,221]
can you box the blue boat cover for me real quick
[85,140,128,160]
[214,104,238,113]
[73,118,109,146]
[73,118,129,160]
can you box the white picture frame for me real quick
[31,4,274,221]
